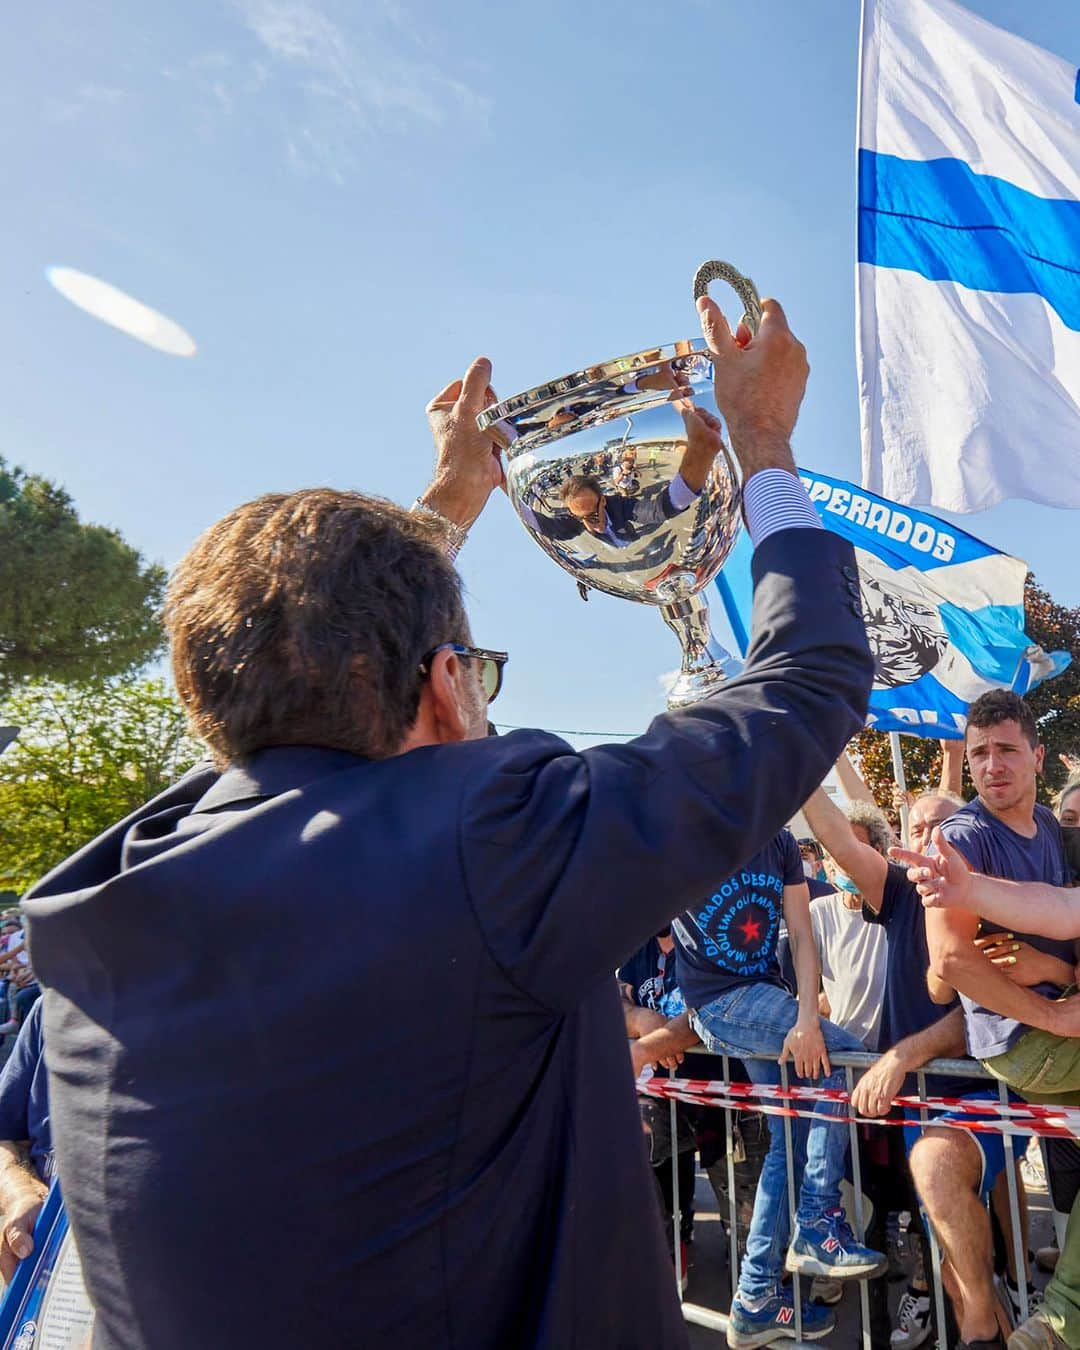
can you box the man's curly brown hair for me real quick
[166,489,467,766]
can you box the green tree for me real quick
[852,572,1080,810]
[0,678,204,894]
[0,458,166,695]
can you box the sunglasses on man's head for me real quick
[420,642,508,704]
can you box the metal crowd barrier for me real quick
[659,1048,1044,1348]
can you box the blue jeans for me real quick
[691,981,865,1301]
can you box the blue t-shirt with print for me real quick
[938,799,1074,1060]
[673,830,804,1011]
[617,938,688,1082]
[618,938,733,1085]
[618,937,683,1018]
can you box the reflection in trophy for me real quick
[477,264,760,709]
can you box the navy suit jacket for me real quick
[25,527,871,1350]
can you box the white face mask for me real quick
[802,859,817,879]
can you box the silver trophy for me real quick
[477,262,761,709]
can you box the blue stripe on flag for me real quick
[858,149,1080,331]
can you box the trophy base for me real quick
[661,593,742,711]
[666,663,732,710]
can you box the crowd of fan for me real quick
[0,912,39,1043]
[621,689,1080,1350]
[0,312,1075,1350]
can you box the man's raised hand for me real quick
[888,828,973,910]
[421,357,505,529]
[696,295,807,481]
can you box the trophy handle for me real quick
[661,591,742,709]
[692,261,763,337]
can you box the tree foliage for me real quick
[0,678,204,895]
[852,573,1080,812]
[0,458,166,696]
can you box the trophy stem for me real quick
[660,592,742,710]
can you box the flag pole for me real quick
[889,730,910,846]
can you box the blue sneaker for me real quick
[786,1206,888,1280]
[726,1291,835,1347]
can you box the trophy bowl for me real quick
[478,265,759,708]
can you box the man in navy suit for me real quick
[24,294,872,1350]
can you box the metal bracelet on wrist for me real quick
[410,499,468,561]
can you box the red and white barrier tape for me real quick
[635,1073,1080,1140]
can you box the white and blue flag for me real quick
[858,0,1080,512]
[714,468,1069,739]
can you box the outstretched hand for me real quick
[696,294,806,479]
[422,357,505,528]
[889,827,973,911]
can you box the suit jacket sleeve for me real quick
[459,527,873,1011]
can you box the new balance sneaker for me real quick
[1008,1313,1069,1350]
[785,1207,888,1280]
[891,1286,932,1349]
[726,1292,835,1348]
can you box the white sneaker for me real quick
[891,1287,931,1349]
[809,1276,843,1306]
[1001,1276,1044,1329]
[1021,1139,1047,1192]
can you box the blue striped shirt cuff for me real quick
[742,469,822,546]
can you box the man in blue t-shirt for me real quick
[0,1000,51,1282]
[673,828,886,1347]
[916,692,1079,1350]
[805,778,1036,1347]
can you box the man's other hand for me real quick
[779,1018,831,1080]
[422,357,504,528]
[630,1039,656,1078]
[696,295,806,479]
[975,934,1062,988]
[0,1186,46,1282]
[851,1051,906,1119]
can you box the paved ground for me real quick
[678,1157,1055,1348]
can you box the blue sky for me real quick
[1,0,1076,747]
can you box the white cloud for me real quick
[45,82,128,123]
[228,0,490,179]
